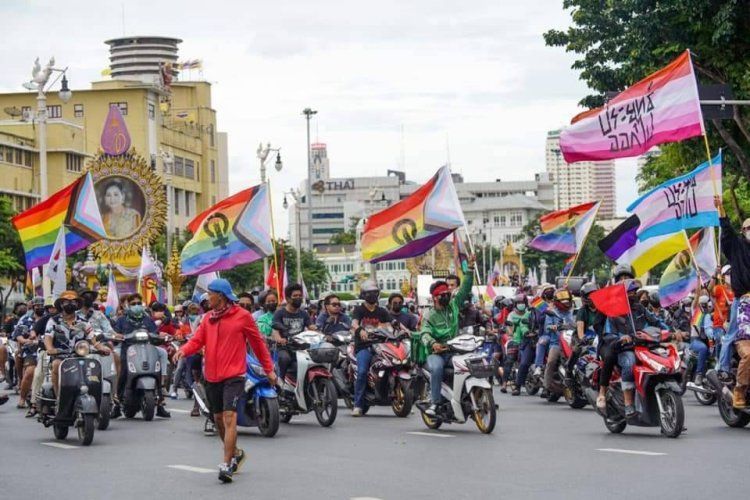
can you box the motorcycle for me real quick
[544,326,589,408]
[346,326,413,417]
[679,340,717,406]
[1,334,18,389]
[584,328,685,438]
[415,334,497,434]
[38,340,101,446]
[328,332,353,409]
[277,331,339,427]
[706,358,750,428]
[193,349,280,437]
[88,331,115,430]
[120,328,162,421]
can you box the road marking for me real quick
[167,465,216,474]
[168,408,191,414]
[351,497,385,500]
[597,448,667,456]
[405,431,455,439]
[41,442,79,449]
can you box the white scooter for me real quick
[415,334,497,434]
[277,331,339,427]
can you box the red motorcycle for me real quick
[346,326,413,417]
[584,328,685,438]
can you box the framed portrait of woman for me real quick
[95,176,147,239]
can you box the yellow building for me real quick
[0,36,229,235]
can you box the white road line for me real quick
[167,465,216,474]
[406,431,455,439]
[41,442,79,449]
[168,408,191,414]
[351,497,385,500]
[597,448,667,456]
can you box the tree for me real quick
[328,217,360,246]
[0,197,25,320]
[544,1,750,224]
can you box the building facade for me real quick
[0,36,228,241]
[315,244,411,296]
[545,129,616,218]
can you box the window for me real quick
[210,160,216,183]
[24,151,32,167]
[184,158,195,179]
[311,212,344,220]
[208,124,215,147]
[212,195,216,205]
[312,228,344,235]
[185,191,191,217]
[15,149,22,164]
[148,103,155,119]
[493,215,500,227]
[110,102,128,115]
[174,156,184,177]
[47,105,62,119]
[65,154,82,172]
[21,106,31,119]
[196,161,200,181]
[500,215,506,227]
[174,188,180,215]
[74,104,84,118]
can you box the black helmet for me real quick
[501,297,514,308]
[613,263,635,281]
[493,296,505,308]
[580,282,598,297]
[649,291,661,307]
[513,293,527,305]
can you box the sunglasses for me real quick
[328,302,341,307]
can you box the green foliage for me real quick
[328,217,360,245]
[0,197,24,278]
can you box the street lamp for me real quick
[257,142,283,283]
[283,189,303,286]
[23,57,72,200]
[302,108,317,251]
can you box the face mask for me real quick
[83,297,94,308]
[189,314,199,322]
[34,307,44,316]
[516,304,527,312]
[542,291,553,301]
[240,303,253,311]
[62,304,77,315]
[391,304,403,313]
[290,298,303,308]
[744,230,750,242]
[264,303,278,313]
[363,292,379,305]
[438,295,451,307]
[640,300,649,307]
[128,304,145,317]
[17,308,27,317]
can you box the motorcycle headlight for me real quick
[135,331,149,341]
[75,341,90,357]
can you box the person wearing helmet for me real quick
[716,196,750,408]
[350,280,392,417]
[687,294,715,387]
[670,295,694,337]
[495,297,513,330]
[417,256,476,416]
[711,265,736,379]
[11,297,45,415]
[613,263,635,282]
[507,293,539,396]
[647,291,671,327]
[458,298,489,331]
[538,289,575,394]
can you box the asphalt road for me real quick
[0,385,747,500]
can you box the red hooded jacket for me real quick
[180,305,273,383]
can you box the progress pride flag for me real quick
[560,50,704,163]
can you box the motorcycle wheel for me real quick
[391,380,413,418]
[97,395,111,430]
[78,414,95,446]
[312,378,337,427]
[123,403,137,419]
[53,423,68,440]
[564,387,587,409]
[525,377,540,396]
[657,390,684,438]
[343,394,354,410]
[717,389,750,428]
[418,382,442,430]
[694,389,717,406]
[471,387,496,434]
[141,391,156,422]
[604,417,626,434]
[546,392,561,403]
[257,398,280,438]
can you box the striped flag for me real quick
[104,268,119,317]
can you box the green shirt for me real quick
[257,311,274,338]
[508,310,531,343]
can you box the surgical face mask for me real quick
[290,298,303,308]
[438,294,451,307]
[391,303,403,313]
[363,291,379,304]
[189,314,199,322]
[264,302,278,313]
[33,307,44,316]
[516,303,527,312]
[640,300,649,307]
[62,304,77,315]
[128,304,145,317]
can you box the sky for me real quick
[0,0,639,235]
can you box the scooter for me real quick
[543,326,589,408]
[193,349,280,437]
[346,326,413,417]
[89,330,115,430]
[120,328,162,421]
[415,334,497,434]
[584,328,685,438]
[1,334,18,389]
[679,339,717,406]
[706,356,750,428]
[277,331,338,427]
[38,340,101,446]
[328,332,353,409]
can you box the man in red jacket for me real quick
[175,278,276,483]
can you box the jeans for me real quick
[156,347,168,377]
[426,353,452,403]
[617,351,636,390]
[689,339,710,375]
[515,340,535,387]
[535,335,550,367]
[719,299,739,372]
[354,348,373,408]
[543,347,561,390]
[600,336,635,390]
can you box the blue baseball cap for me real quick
[207,278,238,303]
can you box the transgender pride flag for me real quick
[560,50,704,163]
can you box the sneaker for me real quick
[110,402,122,419]
[0,394,8,406]
[533,366,542,377]
[351,407,363,417]
[204,420,217,436]
[230,448,246,474]
[424,404,437,417]
[624,405,637,418]
[169,391,178,399]
[500,384,508,394]
[511,388,521,396]
[218,464,233,483]
[156,405,171,418]
[191,407,200,417]
[695,374,704,386]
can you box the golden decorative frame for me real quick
[86,149,167,260]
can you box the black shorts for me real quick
[205,377,244,414]
[190,354,203,372]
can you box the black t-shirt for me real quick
[271,308,311,339]
[352,305,391,352]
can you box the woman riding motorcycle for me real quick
[508,293,539,396]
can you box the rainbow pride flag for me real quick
[691,307,705,328]
[11,173,106,269]
[528,202,599,254]
[531,296,548,314]
[362,166,465,263]
[181,184,273,275]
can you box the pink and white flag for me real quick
[560,50,704,163]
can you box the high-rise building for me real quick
[545,129,616,217]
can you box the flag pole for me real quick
[565,202,600,286]
[682,229,706,289]
[461,226,482,286]
[266,179,281,294]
